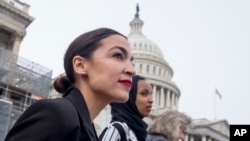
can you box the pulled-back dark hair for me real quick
[54,28,127,95]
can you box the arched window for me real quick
[134,43,136,50]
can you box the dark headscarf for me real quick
[110,75,148,141]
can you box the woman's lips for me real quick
[147,105,152,110]
[119,80,132,88]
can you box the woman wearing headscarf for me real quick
[99,75,153,141]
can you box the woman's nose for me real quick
[124,62,136,76]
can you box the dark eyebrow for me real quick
[109,46,133,61]
[142,88,153,94]
[141,89,149,93]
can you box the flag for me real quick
[215,89,222,100]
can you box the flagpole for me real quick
[214,85,217,120]
[214,89,217,120]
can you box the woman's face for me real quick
[178,126,186,140]
[172,126,186,141]
[85,34,135,103]
[135,80,153,117]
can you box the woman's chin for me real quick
[113,95,129,103]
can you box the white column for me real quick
[160,87,164,107]
[184,134,188,141]
[202,135,206,141]
[23,93,28,111]
[11,33,23,55]
[166,90,170,108]
[149,65,152,75]
[142,63,146,74]
[173,94,176,110]
[135,63,138,73]
[163,88,167,107]
[175,95,178,110]
[190,135,194,141]
[171,93,175,109]
[156,88,159,106]
[152,85,156,107]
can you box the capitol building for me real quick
[92,6,230,141]
[0,1,229,140]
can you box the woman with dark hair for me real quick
[99,75,153,141]
[5,27,135,141]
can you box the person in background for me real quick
[5,27,135,141]
[146,110,192,141]
[99,75,153,141]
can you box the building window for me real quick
[140,64,143,73]
[9,92,25,111]
[164,70,167,78]
[0,88,3,97]
[146,65,149,73]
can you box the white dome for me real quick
[127,8,168,65]
[128,34,164,58]
[126,5,181,110]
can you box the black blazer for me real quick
[5,88,98,141]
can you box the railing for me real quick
[0,95,37,112]
[0,48,52,98]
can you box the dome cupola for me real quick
[128,4,165,60]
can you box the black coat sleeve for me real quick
[5,99,78,141]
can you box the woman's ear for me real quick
[72,55,88,75]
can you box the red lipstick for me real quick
[119,80,132,88]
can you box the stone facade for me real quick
[0,0,34,55]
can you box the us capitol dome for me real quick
[128,5,180,115]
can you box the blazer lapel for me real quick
[65,88,96,138]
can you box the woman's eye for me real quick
[141,92,148,96]
[113,53,123,60]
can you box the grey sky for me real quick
[20,0,250,124]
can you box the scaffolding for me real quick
[0,48,52,98]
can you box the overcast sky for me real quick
[19,0,250,125]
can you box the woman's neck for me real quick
[78,86,108,121]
